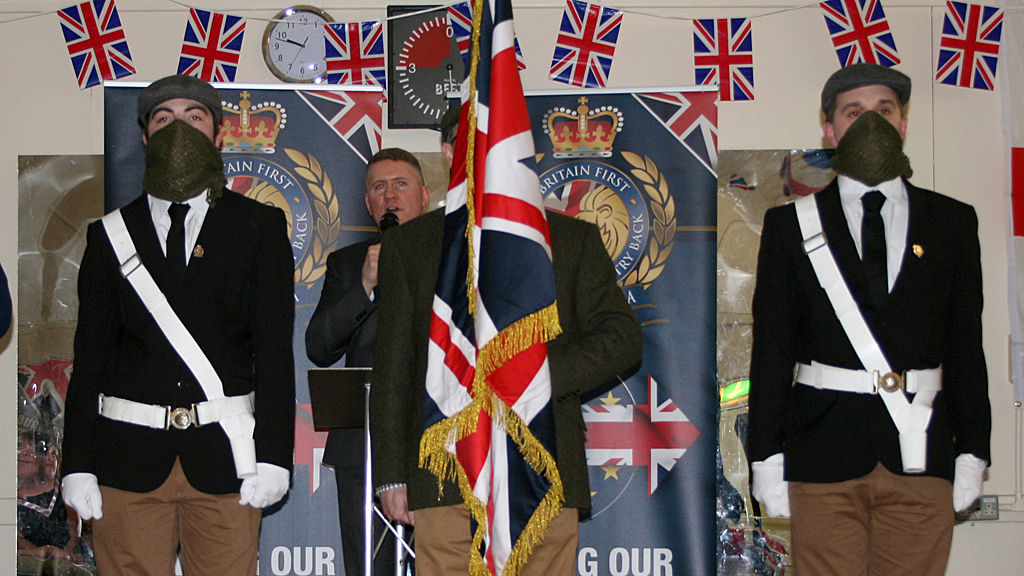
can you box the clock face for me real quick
[263,6,333,83]
[387,5,464,128]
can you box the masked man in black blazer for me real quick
[61,75,296,576]
[306,148,431,576]
[748,63,991,576]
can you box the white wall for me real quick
[1,1,1018,573]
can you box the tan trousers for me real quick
[416,504,578,576]
[93,459,261,576]
[789,463,954,576]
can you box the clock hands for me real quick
[287,35,310,69]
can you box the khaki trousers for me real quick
[416,504,578,576]
[789,463,954,576]
[93,459,261,576]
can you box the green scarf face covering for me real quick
[143,120,226,204]
[830,110,912,186]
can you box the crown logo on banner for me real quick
[221,91,287,154]
[544,97,623,158]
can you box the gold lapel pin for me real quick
[192,244,205,258]
[912,244,924,258]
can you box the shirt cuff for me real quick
[374,482,406,496]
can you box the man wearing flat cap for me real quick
[61,74,296,576]
[748,63,991,575]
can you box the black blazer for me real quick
[748,180,990,483]
[370,209,642,512]
[305,238,379,467]
[62,191,296,494]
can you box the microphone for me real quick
[379,212,400,232]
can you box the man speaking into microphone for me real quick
[306,148,431,576]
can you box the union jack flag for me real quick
[448,1,526,71]
[424,0,563,574]
[549,0,622,88]
[583,376,699,495]
[324,20,386,88]
[177,9,246,83]
[57,0,135,89]
[693,18,754,102]
[296,90,383,163]
[634,91,719,172]
[936,1,1003,90]
[819,0,900,67]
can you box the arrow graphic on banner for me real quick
[583,375,700,495]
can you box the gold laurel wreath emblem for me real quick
[285,148,339,286]
[618,151,675,289]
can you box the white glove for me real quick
[62,473,103,520]
[239,463,290,509]
[952,453,987,513]
[751,453,790,518]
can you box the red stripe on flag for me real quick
[1013,148,1024,237]
[430,311,476,390]
[457,408,491,486]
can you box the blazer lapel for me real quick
[816,183,873,306]
[889,181,924,300]
[120,194,176,292]
[183,190,231,289]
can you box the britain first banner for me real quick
[104,83,383,576]
[526,88,718,575]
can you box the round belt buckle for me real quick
[879,372,904,393]
[169,407,194,429]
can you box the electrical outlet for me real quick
[957,495,999,522]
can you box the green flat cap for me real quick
[137,74,223,129]
[821,63,911,116]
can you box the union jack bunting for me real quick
[177,8,246,83]
[324,20,387,87]
[819,0,900,67]
[424,0,563,573]
[57,0,135,89]
[448,1,526,70]
[549,0,622,88]
[693,18,754,102]
[936,1,1003,90]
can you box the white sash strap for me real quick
[794,195,937,473]
[101,210,257,479]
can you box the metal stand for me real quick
[363,382,415,576]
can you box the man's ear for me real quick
[822,121,838,148]
[442,142,455,168]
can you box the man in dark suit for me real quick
[61,74,295,576]
[306,147,430,576]
[748,63,990,575]
[370,202,641,573]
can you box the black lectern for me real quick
[308,368,413,576]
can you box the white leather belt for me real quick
[98,393,254,431]
[797,362,942,395]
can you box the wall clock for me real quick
[387,5,464,128]
[262,6,334,83]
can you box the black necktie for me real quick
[861,191,887,308]
[166,203,190,287]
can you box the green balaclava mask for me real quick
[143,119,226,204]
[830,110,912,186]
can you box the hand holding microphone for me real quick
[362,212,400,296]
